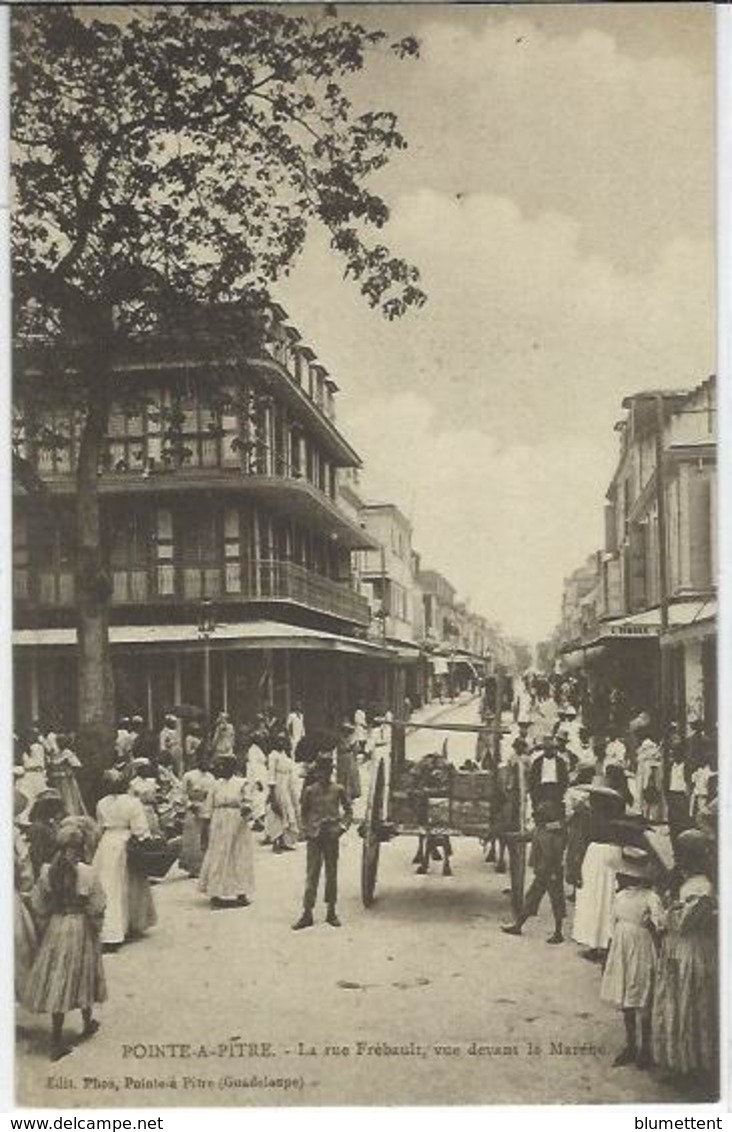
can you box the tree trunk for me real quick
[74,329,115,785]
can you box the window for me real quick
[688,474,712,590]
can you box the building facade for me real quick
[13,305,394,734]
[557,376,716,738]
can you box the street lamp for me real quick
[198,599,217,724]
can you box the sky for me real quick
[277,2,716,647]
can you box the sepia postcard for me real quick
[9,0,722,1110]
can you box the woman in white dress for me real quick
[635,734,667,823]
[20,732,48,816]
[572,784,626,962]
[264,735,300,852]
[210,712,236,758]
[179,755,215,877]
[353,706,368,754]
[93,770,154,950]
[199,754,255,908]
[128,760,162,837]
[245,734,269,833]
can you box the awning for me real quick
[660,598,716,646]
[450,653,484,677]
[561,597,716,655]
[12,619,396,659]
[389,642,424,664]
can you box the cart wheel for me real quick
[508,836,527,920]
[361,760,385,907]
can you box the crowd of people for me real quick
[494,672,718,1097]
[13,705,372,1061]
[12,679,719,1097]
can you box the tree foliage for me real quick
[11,4,425,757]
[12,3,426,343]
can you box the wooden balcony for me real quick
[17,557,371,627]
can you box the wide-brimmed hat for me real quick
[676,828,714,865]
[617,845,652,880]
[29,789,64,818]
[588,782,623,806]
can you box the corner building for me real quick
[13,304,391,732]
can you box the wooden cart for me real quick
[359,712,528,915]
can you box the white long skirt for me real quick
[199,809,255,901]
[93,829,130,944]
[572,841,623,950]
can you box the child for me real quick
[501,799,566,944]
[690,754,713,820]
[23,824,107,1061]
[652,829,717,1091]
[600,847,662,1068]
[293,743,353,930]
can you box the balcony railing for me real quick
[19,557,370,626]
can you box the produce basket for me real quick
[127,835,178,878]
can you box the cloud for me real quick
[279,186,713,643]
[358,5,714,270]
[275,6,714,646]
[346,390,608,644]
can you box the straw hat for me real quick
[617,846,652,880]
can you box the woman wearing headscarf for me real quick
[179,750,215,878]
[245,728,269,833]
[653,830,717,1091]
[23,824,107,1061]
[46,734,87,818]
[264,732,301,853]
[211,712,236,758]
[26,790,66,879]
[199,754,255,908]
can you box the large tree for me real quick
[11,4,425,767]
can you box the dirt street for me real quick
[17,700,687,1107]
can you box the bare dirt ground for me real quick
[17,699,689,1107]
